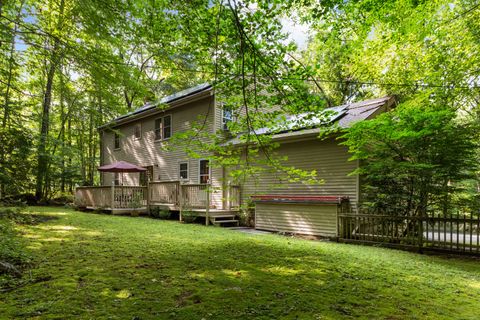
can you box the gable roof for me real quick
[99,83,212,129]
[225,96,395,145]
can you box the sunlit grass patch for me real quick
[1,206,479,319]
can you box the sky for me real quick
[281,17,311,50]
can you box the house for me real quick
[75,83,395,236]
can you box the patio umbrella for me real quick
[98,161,147,173]
[98,161,147,186]
[98,161,147,208]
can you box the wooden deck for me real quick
[76,181,241,224]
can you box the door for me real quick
[140,166,154,185]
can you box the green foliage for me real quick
[342,96,479,215]
[0,125,34,197]
[180,210,197,223]
[0,207,32,287]
[1,0,479,206]
[238,208,255,227]
[149,207,171,219]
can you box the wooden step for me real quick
[209,214,237,219]
[212,219,239,226]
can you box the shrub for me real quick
[180,211,196,223]
[342,97,479,216]
[150,207,171,219]
[238,209,255,227]
[0,207,32,283]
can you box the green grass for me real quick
[1,207,479,319]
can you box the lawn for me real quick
[1,207,479,319]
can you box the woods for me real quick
[0,0,479,209]
[1,1,480,317]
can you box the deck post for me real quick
[226,181,231,211]
[179,182,183,222]
[146,179,151,215]
[111,181,115,210]
[205,182,210,226]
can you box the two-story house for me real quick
[75,83,395,236]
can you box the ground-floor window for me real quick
[179,162,188,180]
[114,173,120,186]
[199,159,209,184]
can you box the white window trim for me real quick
[154,114,172,141]
[179,161,189,181]
[198,159,210,184]
[134,123,142,141]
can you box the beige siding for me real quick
[255,203,338,237]
[101,95,224,208]
[229,138,358,209]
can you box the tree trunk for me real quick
[35,0,65,201]
[60,64,66,193]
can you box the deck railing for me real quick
[75,181,241,211]
[75,186,112,208]
[75,185,147,209]
[114,186,147,208]
[224,183,241,210]
[180,184,211,209]
[149,181,180,205]
[338,211,480,255]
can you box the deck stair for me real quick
[208,214,239,227]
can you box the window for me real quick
[114,132,120,149]
[199,159,209,184]
[114,173,120,186]
[179,162,188,180]
[163,115,171,139]
[222,106,233,131]
[134,124,142,140]
[154,118,162,140]
[154,115,172,140]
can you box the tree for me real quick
[341,95,479,216]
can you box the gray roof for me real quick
[226,96,395,145]
[100,83,212,129]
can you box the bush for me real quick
[48,193,74,206]
[0,220,30,266]
[0,207,32,283]
[0,207,34,224]
[238,209,255,227]
[150,207,171,219]
[180,211,196,223]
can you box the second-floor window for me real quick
[114,132,120,150]
[222,106,233,131]
[155,115,172,140]
[134,124,142,140]
[179,162,188,180]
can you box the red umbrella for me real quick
[98,161,146,187]
[98,161,146,173]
